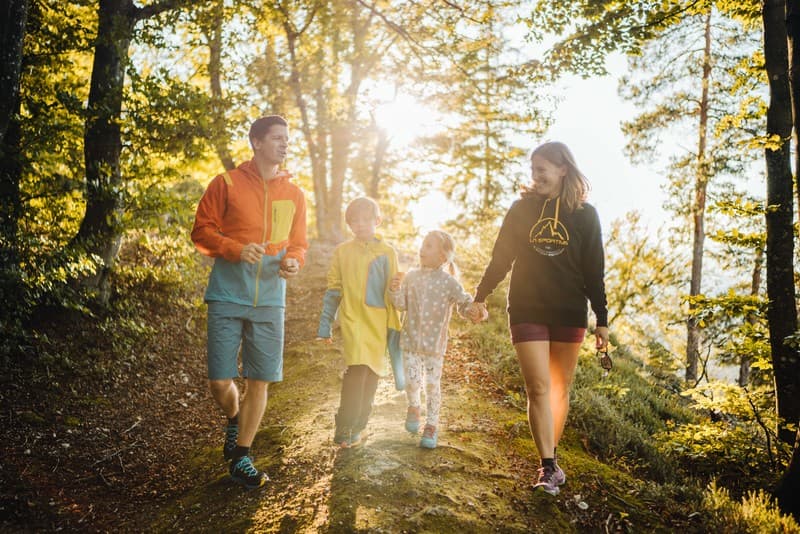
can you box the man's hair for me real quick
[249,115,288,147]
[345,197,380,224]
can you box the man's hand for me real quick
[390,272,405,292]
[316,337,333,344]
[279,257,300,279]
[240,243,266,264]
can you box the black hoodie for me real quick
[474,194,608,328]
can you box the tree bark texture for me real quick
[74,0,136,300]
[0,0,28,146]
[74,0,182,301]
[773,0,800,519]
[0,0,28,284]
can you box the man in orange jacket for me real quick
[191,115,308,489]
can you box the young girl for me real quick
[472,141,609,495]
[389,230,475,448]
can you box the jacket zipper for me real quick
[253,179,270,306]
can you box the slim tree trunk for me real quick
[206,0,234,171]
[739,245,763,386]
[685,11,713,385]
[774,0,800,518]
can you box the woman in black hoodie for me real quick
[471,141,609,496]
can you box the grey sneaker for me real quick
[533,465,560,496]
[552,465,566,486]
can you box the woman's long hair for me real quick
[525,141,590,212]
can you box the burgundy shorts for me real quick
[510,323,586,344]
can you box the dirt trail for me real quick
[139,242,581,533]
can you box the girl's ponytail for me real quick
[429,230,459,279]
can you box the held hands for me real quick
[467,302,489,324]
[279,257,300,279]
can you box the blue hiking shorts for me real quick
[206,301,285,382]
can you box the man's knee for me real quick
[246,378,270,393]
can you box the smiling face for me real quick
[419,233,446,269]
[253,124,289,167]
[530,154,566,199]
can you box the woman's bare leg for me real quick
[515,341,554,458]
[549,342,582,447]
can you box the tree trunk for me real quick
[0,0,28,291]
[774,0,800,518]
[739,245,763,386]
[206,0,235,171]
[791,0,800,213]
[74,0,182,302]
[74,0,136,302]
[685,11,712,384]
[368,120,389,199]
[0,0,28,146]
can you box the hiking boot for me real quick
[405,406,421,434]
[552,464,566,486]
[419,424,438,449]
[223,423,238,461]
[533,464,560,496]
[229,456,268,490]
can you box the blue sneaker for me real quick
[419,425,438,448]
[223,424,238,461]
[229,456,268,490]
[405,406,421,434]
[347,431,364,448]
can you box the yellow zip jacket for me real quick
[317,237,402,379]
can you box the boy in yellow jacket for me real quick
[317,197,403,448]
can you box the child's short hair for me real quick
[345,197,380,224]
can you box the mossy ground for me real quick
[5,241,788,532]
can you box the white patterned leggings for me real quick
[404,350,444,427]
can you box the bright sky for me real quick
[406,53,670,235]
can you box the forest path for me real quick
[139,242,587,533]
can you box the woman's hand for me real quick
[595,326,609,351]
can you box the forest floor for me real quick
[1,242,693,533]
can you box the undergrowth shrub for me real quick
[701,482,800,533]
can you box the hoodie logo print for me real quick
[529,218,569,256]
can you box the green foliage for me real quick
[702,482,800,533]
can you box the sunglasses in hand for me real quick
[597,350,612,374]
